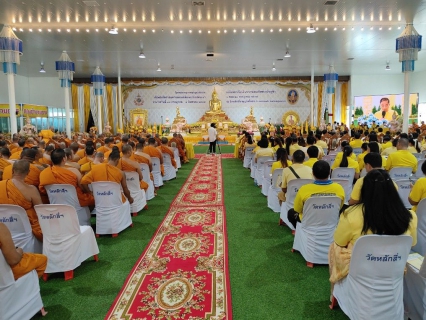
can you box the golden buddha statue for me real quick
[209,88,222,112]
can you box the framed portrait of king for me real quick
[130,108,148,128]
[282,111,300,127]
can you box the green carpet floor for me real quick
[31,154,347,319]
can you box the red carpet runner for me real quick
[106,155,232,320]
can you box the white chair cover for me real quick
[394,179,412,209]
[124,171,147,214]
[151,157,164,188]
[292,196,341,264]
[279,179,314,231]
[360,168,367,178]
[333,235,412,320]
[255,156,272,186]
[267,168,283,213]
[412,198,426,255]
[250,157,256,179]
[91,182,132,235]
[0,251,43,320]
[261,160,275,196]
[415,159,425,179]
[45,184,91,226]
[243,147,254,168]
[140,163,155,201]
[323,147,328,155]
[331,167,355,181]
[0,204,42,253]
[352,148,362,157]
[331,178,353,204]
[322,155,336,168]
[173,147,181,169]
[162,153,177,181]
[413,153,425,160]
[404,260,426,320]
[34,204,99,274]
[388,167,413,180]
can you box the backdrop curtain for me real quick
[71,85,79,133]
[340,82,348,124]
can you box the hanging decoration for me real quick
[396,23,422,73]
[0,25,23,74]
[324,65,338,94]
[55,51,75,87]
[91,66,106,95]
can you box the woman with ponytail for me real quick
[331,145,360,179]
[271,147,292,173]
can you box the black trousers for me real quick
[287,208,301,228]
[209,140,216,153]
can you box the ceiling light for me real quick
[39,62,46,73]
[48,29,51,32]
[139,51,145,58]
[307,23,315,33]
[224,30,227,33]
[189,30,192,33]
[342,27,346,30]
[171,30,174,33]
[272,63,276,71]
[109,26,118,34]
[385,61,390,70]
[279,28,282,32]
[325,27,328,31]
[76,29,80,32]
[157,63,161,72]
[284,51,291,58]
[29,28,33,32]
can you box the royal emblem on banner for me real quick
[134,93,144,106]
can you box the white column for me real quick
[329,94,333,125]
[310,69,314,127]
[118,77,123,130]
[403,72,410,133]
[7,73,17,134]
[97,95,103,134]
[64,86,71,138]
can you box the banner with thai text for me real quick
[23,104,48,118]
[0,104,21,118]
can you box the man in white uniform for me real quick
[208,123,218,155]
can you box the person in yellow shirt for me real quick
[277,150,313,204]
[330,169,417,284]
[331,146,360,179]
[409,161,426,211]
[270,148,292,173]
[408,138,420,154]
[289,160,345,228]
[367,142,387,168]
[306,136,324,159]
[289,137,300,156]
[304,146,319,168]
[385,138,418,173]
[315,134,328,150]
[254,138,275,162]
[373,97,397,121]
[381,135,393,152]
[349,133,363,149]
[333,141,357,163]
[357,143,369,171]
[382,138,398,156]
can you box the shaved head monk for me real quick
[81,150,134,204]
[2,149,44,188]
[0,148,12,179]
[119,145,148,192]
[133,140,152,170]
[169,133,189,164]
[81,152,104,175]
[39,148,95,208]
[144,138,164,176]
[0,160,44,241]
[0,222,47,280]
[158,137,177,168]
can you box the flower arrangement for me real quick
[356,114,389,127]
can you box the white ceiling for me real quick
[1,0,426,78]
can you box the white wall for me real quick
[0,75,65,107]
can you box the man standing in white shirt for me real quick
[208,123,218,155]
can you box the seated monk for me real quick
[69,143,81,162]
[0,222,47,281]
[81,152,104,175]
[3,149,44,188]
[0,148,12,180]
[144,137,164,176]
[158,137,177,168]
[0,160,43,241]
[64,148,81,170]
[96,137,114,154]
[39,127,55,144]
[78,145,95,166]
[115,135,129,153]
[168,133,188,163]
[76,141,94,159]
[39,145,53,166]
[119,145,148,192]
[9,136,19,153]
[81,150,134,204]
[134,141,153,171]
[39,148,94,208]
[10,139,25,160]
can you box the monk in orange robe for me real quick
[0,223,47,280]
[81,150,134,204]
[38,145,53,166]
[0,148,12,179]
[10,139,25,160]
[115,135,128,152]
[168,133,188,163]
[3,149,44,188]
[9,137,19,153]
[158,137,177,168]
[39,127,55,144]
[96,137,114,153]
[0,160,44,241]
[77,146,95,166]
[39,148,95,207]
[81,152,104,175]
[119,145,148,192]
[144,138,164,176]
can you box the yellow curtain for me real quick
[106,85,114,133]
[71,85,79,133]
[84,85,91,131]
[340,82,348,124]
[317,82,323,127]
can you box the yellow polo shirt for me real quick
[331,155,360,173]
[281,164,313,189]
[381,141,393,151]
[316,140,328,149]
[271,160,292,173]
[350,176,398,202]
[385,150,418,173]
[289,144,300,156]
[382,146,397,156]
[357,151,368,171]
[334,205,417,247]
[409,177,426,212]
[350,139,363,148]
[304,158,318,168]
[294,181,345,220]
[255,147,275,159]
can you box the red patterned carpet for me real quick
[105,155,232,320]
[194,154,234,159]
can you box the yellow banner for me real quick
[23,104,48,118]
[0,104,21,118]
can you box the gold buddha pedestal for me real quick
[171,106,187,133]
[240,107,259,132]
